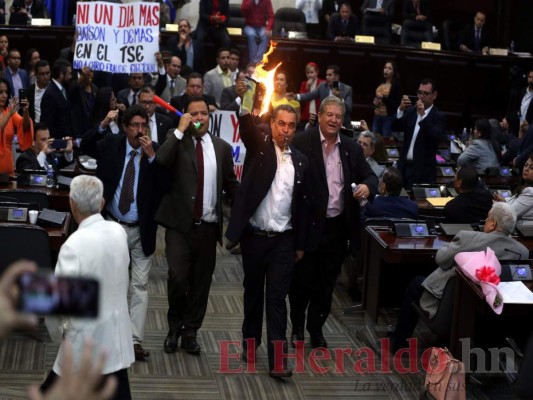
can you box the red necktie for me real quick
[194,137,204,220]
[118,150,136,215]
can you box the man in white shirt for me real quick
[27,59,50,123]
[153,53,186,103]
[138,86,174,144]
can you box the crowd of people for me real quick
[0,1,531,398]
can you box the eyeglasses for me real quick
[129,122,148,129]
[139,100,154,106]
[275,120,296,130]
[417,90,433,96]
[523,163,533,170]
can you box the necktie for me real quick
[377,0,383,9]
[193,137,204,221]
[474,29,481,52]
[170,79,175,97]
[132,92,138,105]
[118,150,137,215]
[61,87,67,100]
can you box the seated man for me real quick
[357,130,385,179]
[443,165,492,224]
[16,122,74,173]
[390,202,528,352]
[327,3,361,42]
[361,166,419,221]
[459,11,490,54]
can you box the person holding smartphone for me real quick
[16,122,74,173]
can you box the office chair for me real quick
[442,19,463,51]
[412,276,456,345]
[401,19,432,48]
[503,332,533,399]
[0,189,49,210]
[362,13,392,45]
[272,8,306,38]
[227,4,245,29]
[0,224,52,275]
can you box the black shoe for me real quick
[181,336,201,354]
[290,327,304,348]
[269,368,293,379]
[163,327,181,353]
[310,334,328,349]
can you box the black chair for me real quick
[362,13,392,45]
[228,4,245,29]
[0,224,52,275]
[503,332,533,399]
[0,189,49,210]
[401,19,432,47]
[272,8,306,38]
[412,276,456,344]
[442,19,463,51]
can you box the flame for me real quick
[252,42,282,116]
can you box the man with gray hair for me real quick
[357,130,385,179]
[389,202,528,352]
[42,175,134,398]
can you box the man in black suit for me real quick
[138,86,174,144]
[394,78,446,188]
[513,68,533,126]
[166,19,205,75]
[289,96,378,349]
[443,165,492,224]
[16,122,74,173]
[156,97,238,356]
[94,105,166,361]
[459,11,490,54]
[9,0,45,25]
[402,0,432,42]
[225,94,308,378]
[220,71,245,113]
[40,59,72,139]
[116,73,145,109]
[326,3,360,42]
[169,72,217,116]
[26,59,50,123]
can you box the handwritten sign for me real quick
[209,110,245,181]
[73,1,159,74]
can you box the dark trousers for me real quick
[41,368,131,400]
[165,223,218,336]
[241,228,294,371]
[391,275,426,350]
[289,215,347,335]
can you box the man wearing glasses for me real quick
[225,81,309,378]
[138,86,173,144]
[394,78,447,188]
[91,105,166,361]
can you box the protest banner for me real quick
[73,1,159,74]
[210,110,245,181]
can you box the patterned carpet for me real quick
[0,227,520,399]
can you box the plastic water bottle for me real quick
[461,128,468,144]
[509,40,515,53]
[351,183,368,207]
[46,165,55,188]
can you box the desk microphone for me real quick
[504,248,522,261]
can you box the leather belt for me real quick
[108,213,139,227]
[192,219,217,225]
[251,228,291,238]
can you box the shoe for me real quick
[181,336,201,354]
[269,368,293,379]
[163,327,181,354]
[134,344,150,360]
[290,327,304,348]
[310,334,328,349]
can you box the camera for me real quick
[50,139,68,150]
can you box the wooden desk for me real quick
[0,182,70,211]
[450,268,533,360]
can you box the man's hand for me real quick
[0,261,38,341]
[415,99,425,116]
[294,250,304,263]
[286,92,296,101]
[360,120,369,131]
[139,135,155,158]
[101,110,119,128]
[178,112,193,133]
[352,184,370,201]
[399,95,411,112]
[42,138,55,155]
[155,52,164,69]
[64,137,74,154]
[331,87,341,98]
[236,80,248,99]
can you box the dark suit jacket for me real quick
[154,112,174,144]
[16,148,73,173]
[292,127,379,254]
[219,85,240,113]
[298,81,353,128]
[3,67,30,94]
[27,83,37,122]
[361,195,419,221]
[170,93,217,114]
[155,128,239,243]
[394,105,446,184]
[96,134,165,256]
[225,114,309,251]
[9,0,45,24]
[40,81,73,139]
[361,0,395,16]
[403,0,430,19]
[443,190,493,224]
[116,88,137,109]
[460,25,490,53]
[69,81,98,137]
[166,37,205,75]
[327,13,360,40]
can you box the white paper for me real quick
[498,281,533,304]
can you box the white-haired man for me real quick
[41,175,134,399]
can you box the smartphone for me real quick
[332,81,339,90]
[18,89,27,107]
[51,139,68,150]
[407,95,418,104]
[18,272,99,318]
